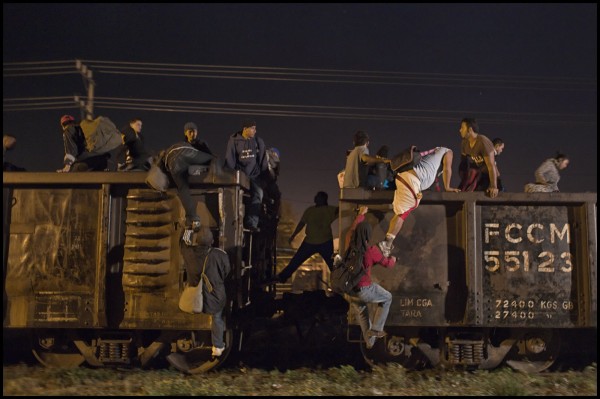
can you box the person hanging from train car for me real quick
[224,118,268,233]
[180,226,231,357]
[57,114,125,172]
[377,146,460,257]
[524,152,570,193]
[343,206,396,349]
[119,117,152,171]
[158,122,216,239]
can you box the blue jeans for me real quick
[244,178,264,229]
[165,146,213,225]
[348,283,392,339]
[211,309,225,349]
[278,240,334,282]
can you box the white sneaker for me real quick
[212,346,225,357]
[377,241,393,257]
[365,336,377,349]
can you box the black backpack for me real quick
[390,145,421,173]
[330,246,366,295]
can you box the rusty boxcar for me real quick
[338,188,596,372]
[3,170,597,373]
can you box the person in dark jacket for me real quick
[180,226,231,357]
[224,119,268,232]
[159,122,215,235]
[57,114,124,172]
[119,117,151,171]
[184,121,214,156]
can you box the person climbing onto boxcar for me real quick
[180,226,231,357]
[224,118,269,233]
[457,117,499,196]
[119,117,152,171]
[524,152,569,193]
[157,122,216,239]
[377,146,460,257]
[343,206,396,349]
[57,114,124,172]
[271,191,338,284]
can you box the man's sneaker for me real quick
[365,336,377,349]
[212,346,225,357]
[377,241,393,257]
[182,229,194,246]
[366,329,388,339]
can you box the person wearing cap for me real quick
[57,114,123,172]
[119,117,152,171]
[179,226,231,357]
[184,122,214,155]
[224,119,268,232]
[157,122,215,239]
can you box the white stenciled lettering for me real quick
[400,309,422,318]
[527,223,544,244]
[485,223,500,243]
[505,223,522,243]
[551,223,570,244]
[416,299,433,307]
[398,298,414,306]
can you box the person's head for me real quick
[314,191,328,206]
[353,130,369,147]
[60,114,75,130]
[129,118,143,134]
[554,152,569,170]
[241,119,256,139]
[193,226,214,247]
[376,145,389,158]
[3,134,17,152]
[184,122,198,142]
[460,118,479,139]
[492,138,504,155]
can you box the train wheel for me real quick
[360,334,429,370]
[505,329,560,373]
[31,330,85,368]
[166,328,233,374]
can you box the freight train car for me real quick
[2,168,281,374]
[3,169,596,373]
[337,188,597,372]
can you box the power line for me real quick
[3,60,596,91]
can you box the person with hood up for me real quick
[224,119,268,233]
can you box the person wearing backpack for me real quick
[179,226,231,357]
[344,206,396,349]
[377,146,460,257]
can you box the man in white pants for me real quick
[378,147,461,257]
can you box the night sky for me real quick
[3,4,597,219]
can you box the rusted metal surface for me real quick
[338,189,597,329]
